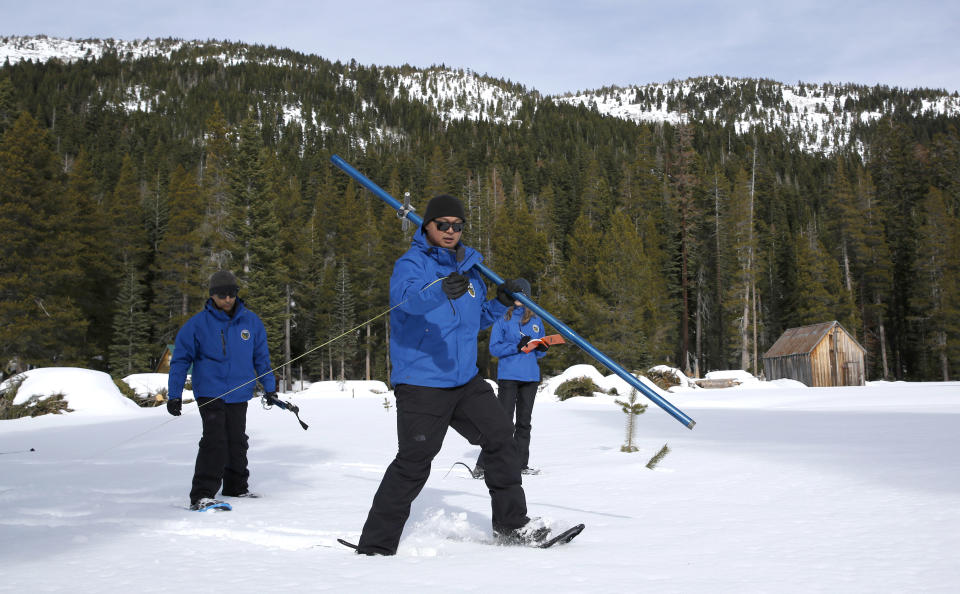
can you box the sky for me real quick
[2,366,959,592]
[1,0,958,95]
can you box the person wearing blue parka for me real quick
[167,270,277,510]
[356,194,551,555]
[474,279,550,477]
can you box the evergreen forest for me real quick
[1,39,959,386]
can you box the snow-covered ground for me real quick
[1,367,958,593]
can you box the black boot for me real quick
[494,518,551,546]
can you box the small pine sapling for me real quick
[382,397,392,411]
[615,388,647,452]
[646,443,671,469]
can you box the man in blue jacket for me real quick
[356,194,548,555]
[167,270,277,511]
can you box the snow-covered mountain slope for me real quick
[4,36,959,155]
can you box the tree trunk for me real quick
[741,284,750,370]
[365,324,371,381]
[877,303,890,380]
[938,330,949,381]
[752,277,759,374]
[284,284,291,392]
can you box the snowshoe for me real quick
[337,539,394,556]
[521,466,541,475]
[537,524,585,548]
[189,498,232,512]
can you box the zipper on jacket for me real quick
[220,329,227,355]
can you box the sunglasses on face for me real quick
[434,220,464,232]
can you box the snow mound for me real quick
[540,364,607,397]
[704,369,761,384]
[539,364,669,400]
[2,368,140,415]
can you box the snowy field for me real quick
[1,366,959,593]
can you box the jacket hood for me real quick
[411,226,483,272]
[204,297,247,320]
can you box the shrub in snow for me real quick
[645,443,671,469]
[121,373,176,406]
[0,375,72,418]
[646,366,688,390]
[555,376,600,401]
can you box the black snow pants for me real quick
[190,398,249,503]
[357,374,529,555]
[477,379,538,470]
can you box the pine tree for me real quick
[143,163,170,254]
[0,112,87,369]
[615,388,647,453]
[619,137,675,365]
[244,150,287,363]
[579,158,614,226]
[104,154,149,266]
[555,214,605,369]
[152,165,206,344]
[724,166,758,371]
[201,102,234,270]
[913,187,958,380]
[271,159,311,387]
[0,75,14,135]
[66,151,114,360]
[423,144,449,198]
[228,115,263,275]
[856,169,893,379]
[109,260,152,375]
[595,213,654,369]
[333,261,357,381]
[791,227,844,326]
[824,157,864,339]
[870,117,925,378]
[490,179,548,282]
[706,165,731,370]
[669,124,701,373]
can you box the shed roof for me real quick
[762,321,863,359]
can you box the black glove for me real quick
[517,336,533,352]
[535,342,549,352]
[442,272,469,299]
[497,278,528,306]
[264,391,280,406]
[166,398,182,416]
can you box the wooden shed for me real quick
[155,344,175,373]
[762,321,866,387]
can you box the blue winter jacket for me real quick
[389,227,507,388]
[168,298,276,403]
[489,307,547,382]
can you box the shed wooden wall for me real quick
[764,354,813,386]
[809,327,865,387]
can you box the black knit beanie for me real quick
[514,278,531,296]
[209,270,239,295]
[422,194,465,229]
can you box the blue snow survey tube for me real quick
[330,154,696,430]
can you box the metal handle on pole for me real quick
[330,155,696,429]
